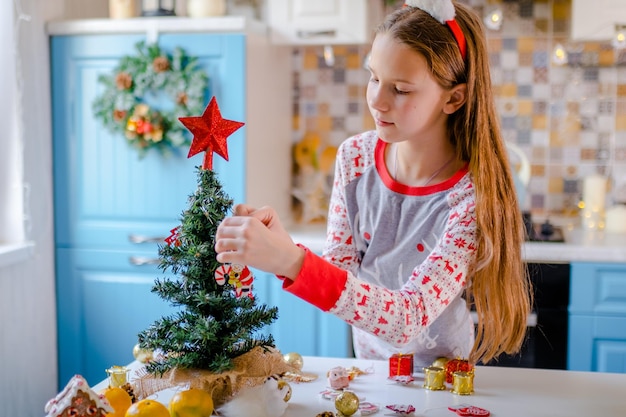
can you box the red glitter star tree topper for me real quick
[179,96,245,170]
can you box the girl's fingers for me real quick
[233,203,256,216]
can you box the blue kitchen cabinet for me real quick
[252,269,352,358]
[50,32,248,387]
[568,262,626,372]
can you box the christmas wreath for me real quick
[93,41,209,157]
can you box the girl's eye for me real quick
[394,87,410,95]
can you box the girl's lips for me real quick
[375,118,393,127]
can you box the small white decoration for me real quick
[218,375,292,417]
[404,0,456,23]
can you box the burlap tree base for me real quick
[132,347,300,406]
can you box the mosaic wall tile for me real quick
[290,0,626,221]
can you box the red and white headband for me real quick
[405,0,467,60]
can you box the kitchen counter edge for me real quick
[289,226,626,264]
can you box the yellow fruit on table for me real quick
[101,386,132,417]
[169,388,214,417]
[125,399,169,417]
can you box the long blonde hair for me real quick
[377,2,532,364]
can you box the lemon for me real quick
[125,399,169,417]
[169,388,214,417]
[101,386,132,417]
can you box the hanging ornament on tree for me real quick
[179,96,245,170]
[214,263,255,299]
[164,226,181,247]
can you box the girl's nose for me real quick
[367,84,388,113]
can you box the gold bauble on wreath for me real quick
[334,391,359,416]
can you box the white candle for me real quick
[605,205,626,233]
[583,174,607,211]
[187,0,227,17]
[109,0,136,19]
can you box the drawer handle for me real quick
[297,29,337,38]
[129,256,160,266]
[129,234,166,244]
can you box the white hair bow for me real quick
[405,0,456,24]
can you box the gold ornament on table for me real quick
[283,352,304,370]
[423,365,446,391]
[451,371,474,395]
[334,391,359,416]
[432,356,450,369]
[132,343,153,364]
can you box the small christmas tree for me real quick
[137,97,278,375]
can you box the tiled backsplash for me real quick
[290,0,626,223]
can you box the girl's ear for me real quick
[443,83,467,114]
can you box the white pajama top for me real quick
[282,130,478,368]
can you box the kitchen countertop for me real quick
[288,225,626,264]
[93,356,626,417]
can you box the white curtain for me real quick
[0,0,25,245]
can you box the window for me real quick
[0,1,31,268]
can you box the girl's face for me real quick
[366,33,452,144]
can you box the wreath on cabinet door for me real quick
[92,41,209,157]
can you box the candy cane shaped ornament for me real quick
[214,264,231,286]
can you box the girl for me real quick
[215,0,532,367]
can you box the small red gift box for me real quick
[389,353,414,377]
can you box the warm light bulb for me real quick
[484,7,503,31]
[612,26,626,49]
[323,45,335,67]
[552,43,568,66]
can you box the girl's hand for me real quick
[215,205,305,280]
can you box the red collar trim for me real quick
[375,139,468,196]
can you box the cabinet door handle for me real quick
[129,234,166,244]
[129,256,160,266]
[297,29,337,38]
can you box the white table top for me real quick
[94,356,626,417]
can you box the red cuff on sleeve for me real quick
[280,245,348,311]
